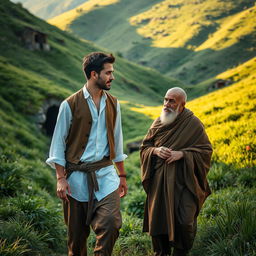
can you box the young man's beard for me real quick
[160,106,180,126]
[95,76,111,91]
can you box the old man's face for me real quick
[160,91,184,125]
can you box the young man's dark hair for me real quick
[83,52,115,79]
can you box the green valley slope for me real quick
[0,0,183,254]
[49,0,256,89]
[0,0,185,108]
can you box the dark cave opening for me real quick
[43,105,59,136]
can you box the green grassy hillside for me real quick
[0,0,183,255]
[49,0,255,89]
[0,0,186,106]
[10,0,87,19]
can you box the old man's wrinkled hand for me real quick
[166,151,184,164]
[153,146,172,159]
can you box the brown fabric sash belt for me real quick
[65,157,113,225]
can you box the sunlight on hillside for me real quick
[48,0,119,30]
[129,0,254,49]
[130,105,161,120]
[130,58,256,167]
[196,6,256,51]
[217,57,256,81]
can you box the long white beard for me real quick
[160,107,179,126]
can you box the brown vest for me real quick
[65,88,117,163]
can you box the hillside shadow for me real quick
[168,34,255,84]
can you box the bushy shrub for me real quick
[208,163,256,191]
[200,186,256,218]
[0,195,66,254]
[237,166,256,187]
[13,196,65,249]
[0,156,25,197]
[0,219,47,255]
[207,162,235,190]
[113,213,152,256]
[125,151,142,190]
[122,189,146,219]
[23,159,56,196]
[194,185,256,255]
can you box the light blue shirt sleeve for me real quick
[113,101,127,162]
[46,100,72,169]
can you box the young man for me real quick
[140,87,212,256]
[46,52,128,256]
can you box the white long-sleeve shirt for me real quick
[46,86,127,202]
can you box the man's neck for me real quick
[85,82,103,112]
[85,82,103,99]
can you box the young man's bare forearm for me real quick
[55,163,66,180]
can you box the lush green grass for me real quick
[0,97,66,255]
[193,188,256,256]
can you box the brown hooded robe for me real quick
[140,108,212,245]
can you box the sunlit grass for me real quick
[48,0,119,30]
[196,6,256,51]
[129,0,254,49]
[130,105,161,120]
[217,57,256,81]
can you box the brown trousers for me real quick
[152,188,197,256]
[63,190,122,256]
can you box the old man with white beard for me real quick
[140,87,213,256]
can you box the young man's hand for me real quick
[118,177,128,198]
[55,163,71,203]
[57,177,71,203]
[115,161,128,198]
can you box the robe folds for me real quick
[140,108,212,242]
